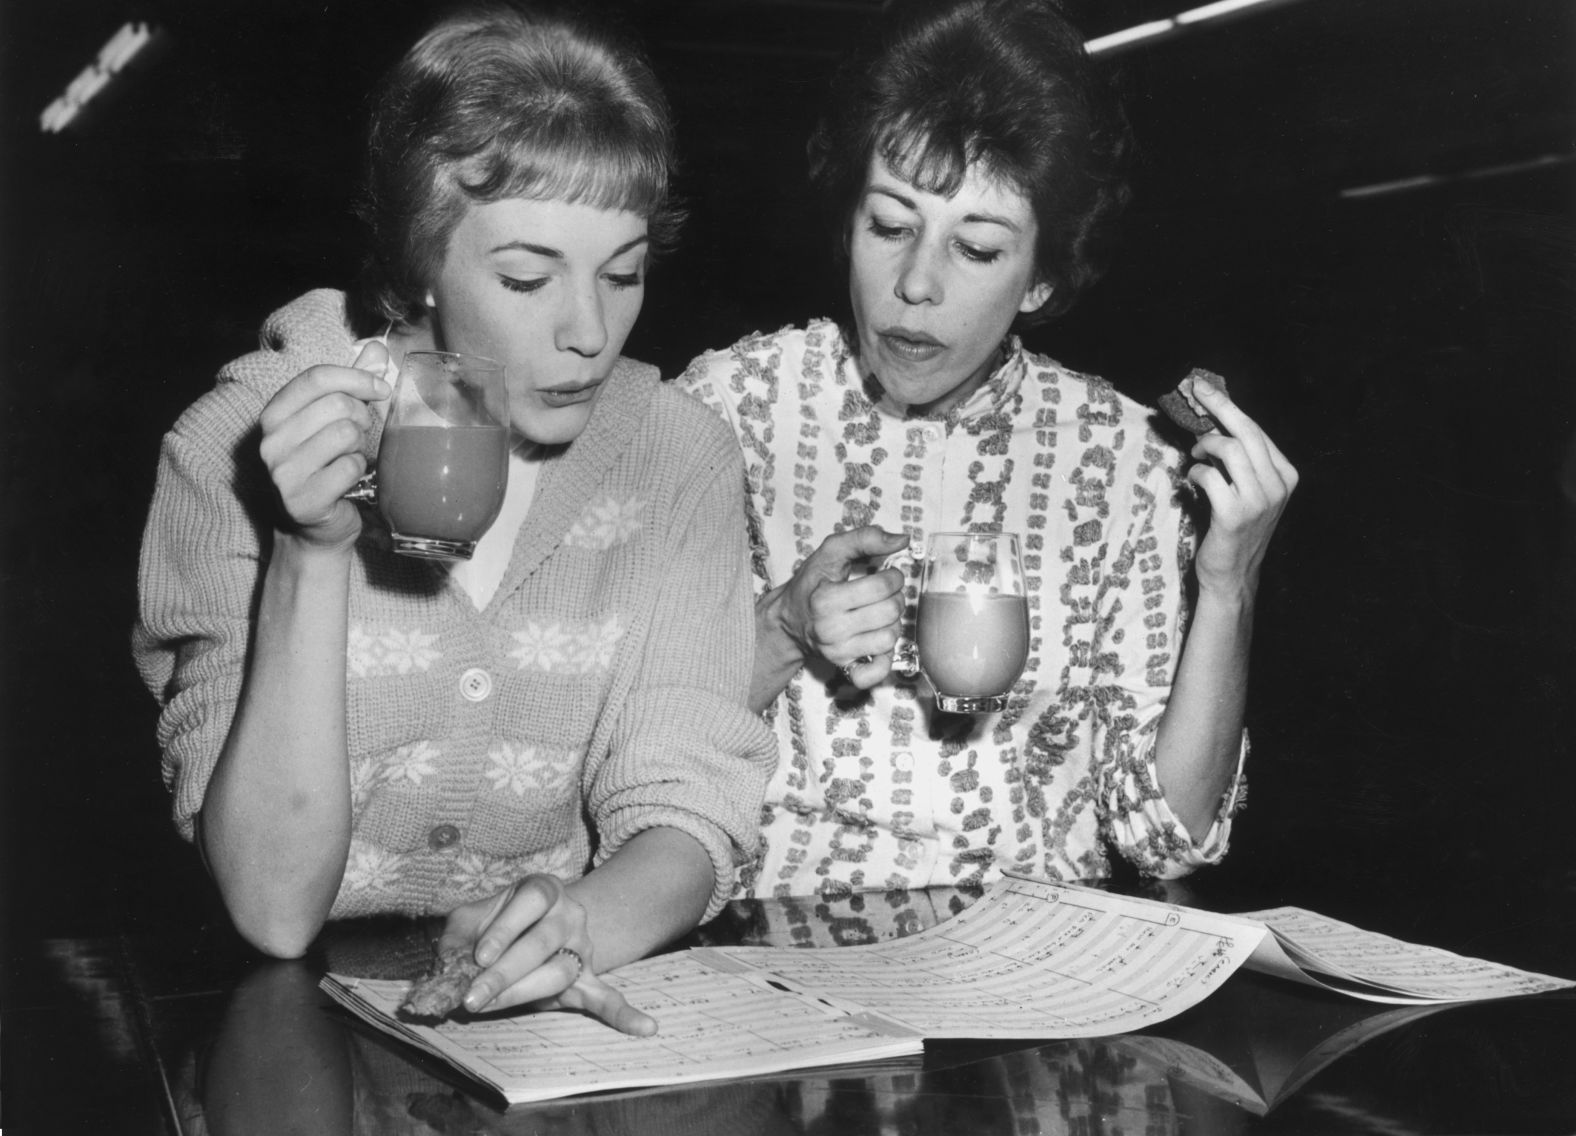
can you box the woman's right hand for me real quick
[766,525,910,689]
[442,874,656,1037]
[257,340,392,551]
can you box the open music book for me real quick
[320,875,1571,1105]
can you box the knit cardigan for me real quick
[134,289,776,921]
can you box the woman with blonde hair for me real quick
[135,4,774,1033]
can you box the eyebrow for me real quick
[867,185,1024,233]
[488,235,650,260]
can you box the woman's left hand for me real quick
[1184,380,1299,597]
[439,873,657,1036]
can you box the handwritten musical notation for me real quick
[325,952,923,1104]
[1238,905,1574,1003]
[695,877,1264,1038]
[321,875,1571,1105]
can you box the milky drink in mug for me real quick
[916,590,1030,698]
[891,531,1030,712]
[344,349,510,560]
[375,423,509,546]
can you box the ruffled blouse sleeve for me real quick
[1093,437,1249,878]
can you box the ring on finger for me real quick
[553,946,585,982]
[839,654,874,678]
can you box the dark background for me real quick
[2,0,1573,960]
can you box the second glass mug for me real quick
[345,350,510,560]
[888,531,1030,713]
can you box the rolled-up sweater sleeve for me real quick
[132,382,271,841]
[1094,444,1249,879]
[585,410,777,920]
[132,289,356,842]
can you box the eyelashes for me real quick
[863,219,1003,265]
[955,243,1001,266]
[499,275,547,294]
[497,273,644,294]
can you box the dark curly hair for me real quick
[808,0,1131,324]
[355,2,682,327]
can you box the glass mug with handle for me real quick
[887,531,1030,713]
[345,350,510,560]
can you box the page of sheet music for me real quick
[693,877,1268,1039]
[324,951,923,1104]
[1238,907,1575,1002]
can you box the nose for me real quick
[554,279,608,358]
[894,240,944,306]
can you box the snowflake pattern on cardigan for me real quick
[346,625,442,678]
[132,289,776,922]
[563,494,646,549]
[506,615,626,673]
[681,320,1247,899]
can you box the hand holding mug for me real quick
[344,349,511,561]
[258,341,393,552]
[778,526,910,688]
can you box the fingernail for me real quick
[475,940,499,967]
[463,984,489,1012]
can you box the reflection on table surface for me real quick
[12,883,1576,1135]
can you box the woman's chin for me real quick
[511,402,596,448]
[874,369,970,415]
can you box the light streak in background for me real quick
[1085,1,1567,198]
[1339,154,1575,200]
[1085,0,1308,55]
[39,22,157,133]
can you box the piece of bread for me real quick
[399,944,483,1022]
[1158,368,1229,435]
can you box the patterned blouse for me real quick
[679,320,1246,899]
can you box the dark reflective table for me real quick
[9,878,1576,1135]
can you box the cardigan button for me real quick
[893,751,915,772]
[459,668,493,702]
[428,824,460,851]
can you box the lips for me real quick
[538,382,601,408]
[877,327,945,363]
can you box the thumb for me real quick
[352,339,392,384]
[823,525,912,569]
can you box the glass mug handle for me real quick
[881,543,923,678]
[343,471,377,504]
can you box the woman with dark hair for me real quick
[682,0,1296,898]
[134,4,774,1033]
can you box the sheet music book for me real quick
[320,875,1571,1105]
[1236,904,1570,1003]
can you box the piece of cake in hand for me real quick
[1158,368,1230,435]
[399,944,483,1022]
